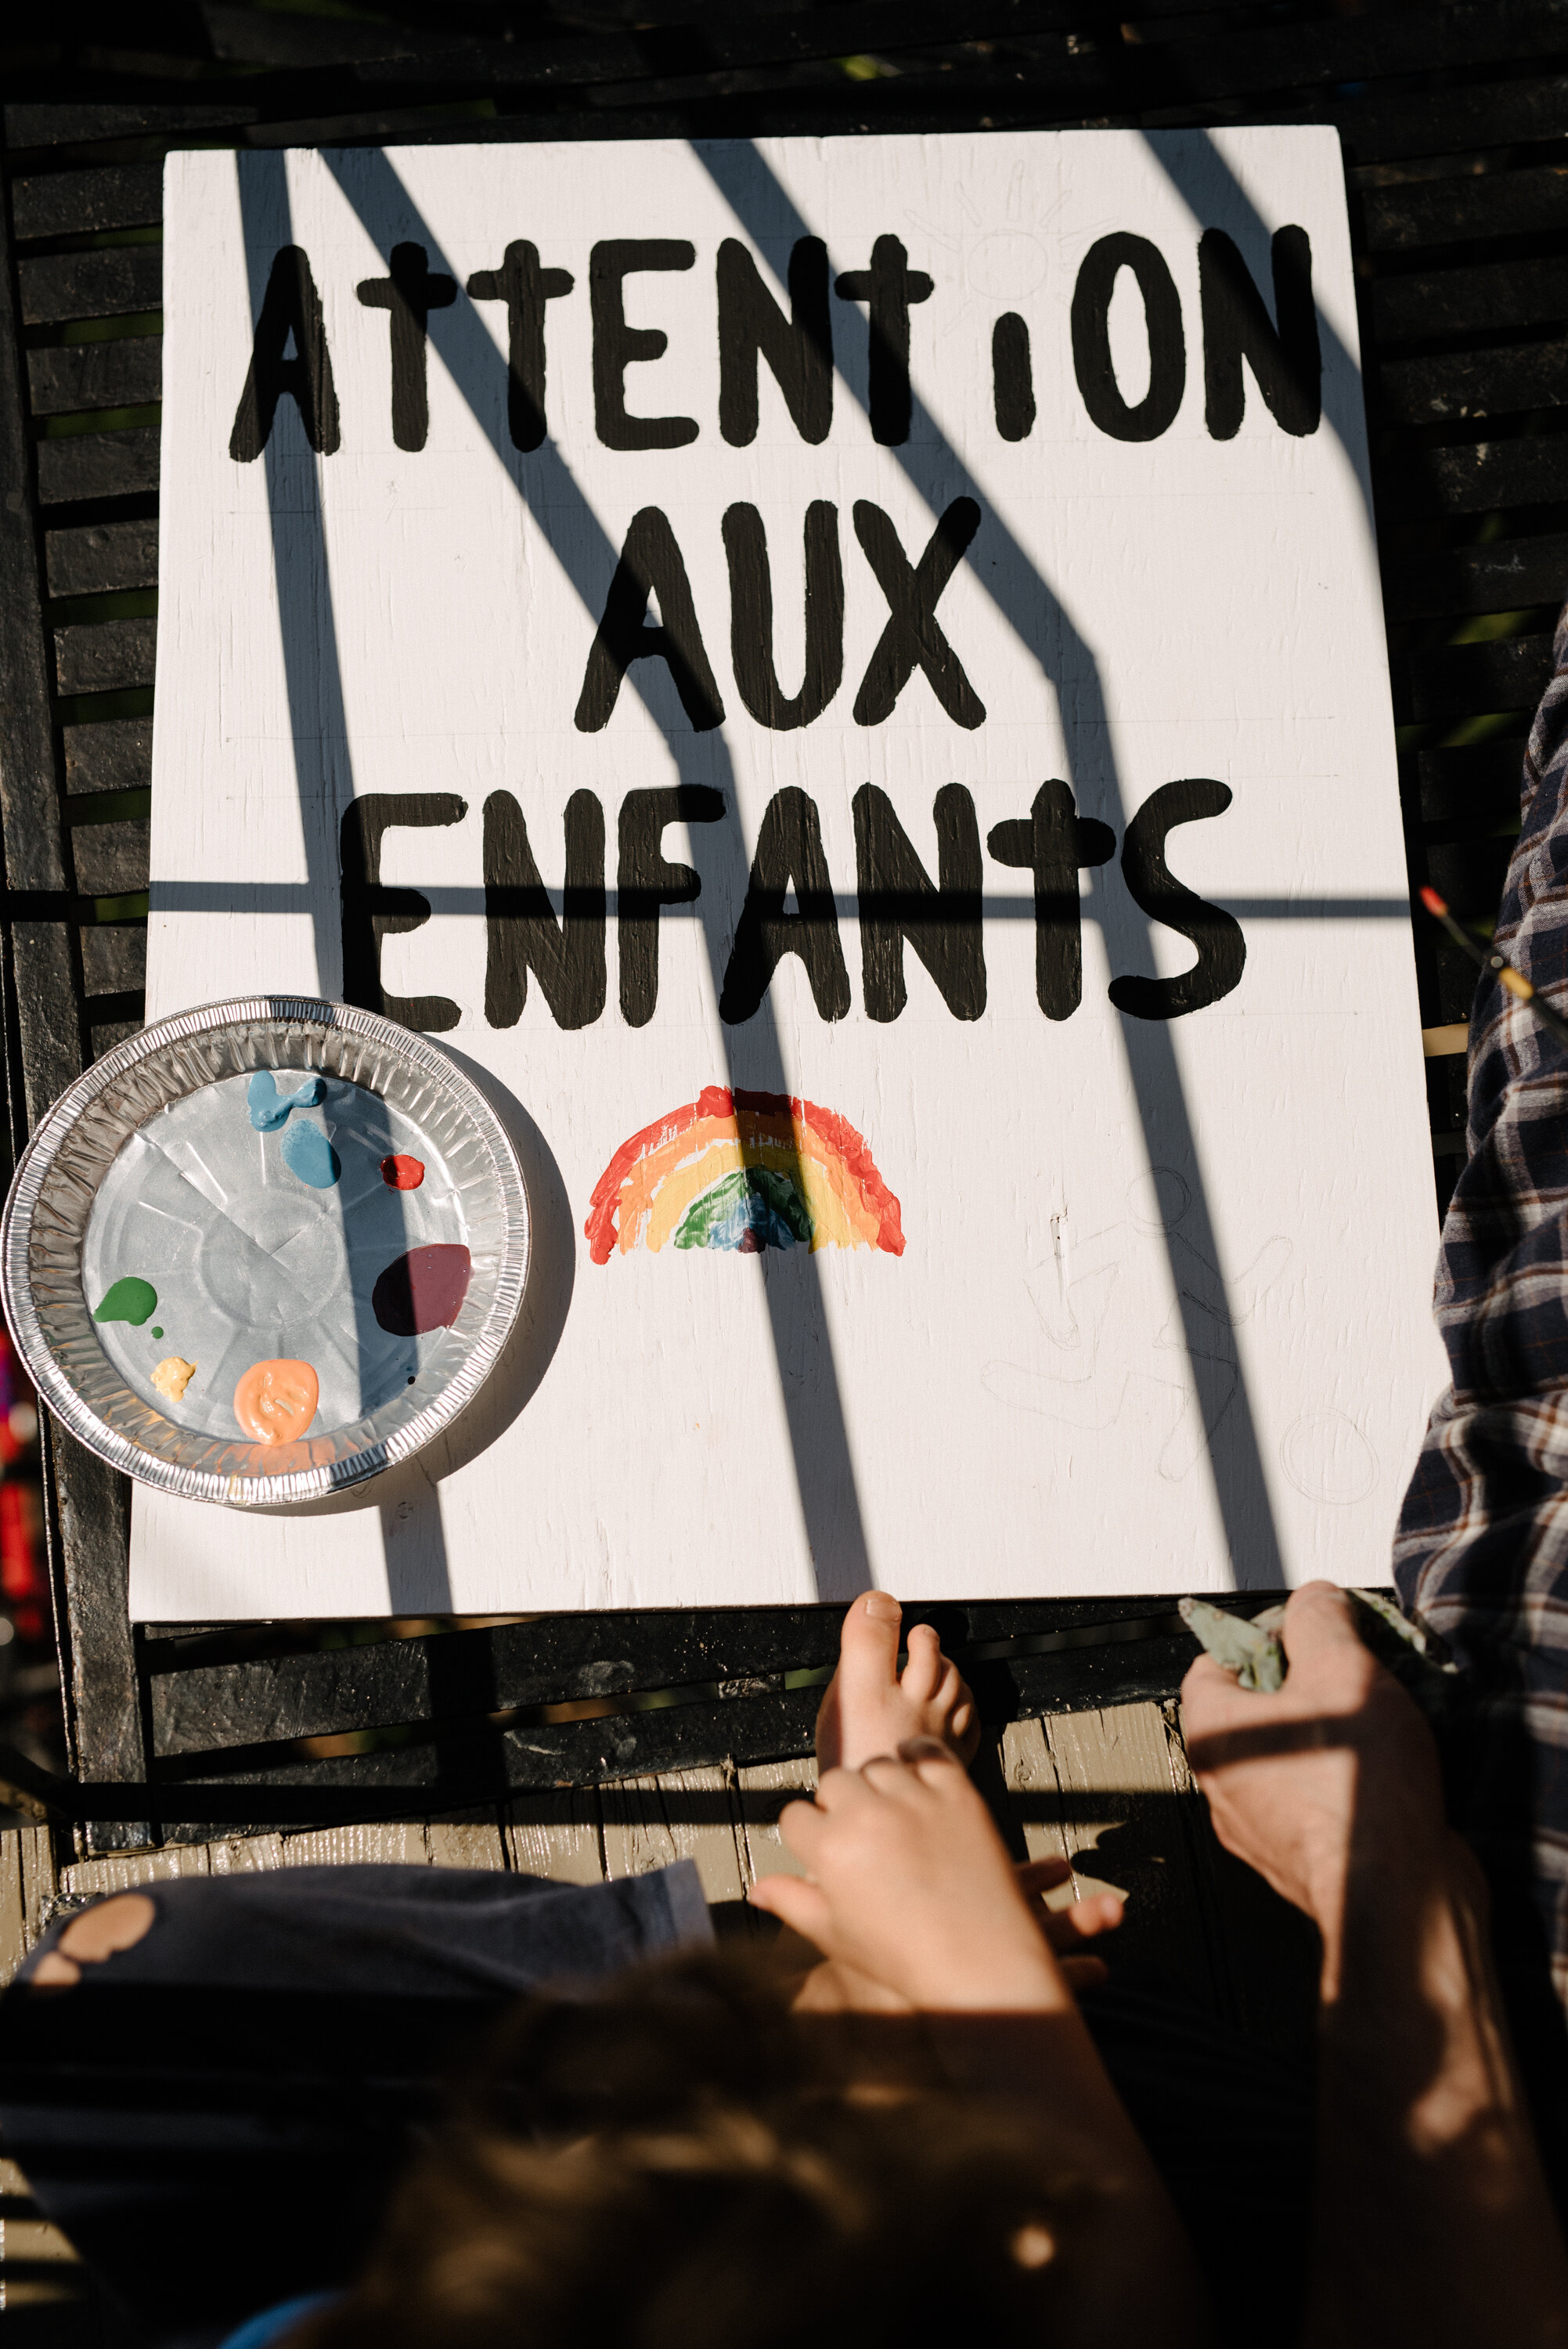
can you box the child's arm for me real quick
[752,1741,1209,2347]
[1182,1582,1568,2349]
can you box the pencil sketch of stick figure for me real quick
[983,1167,1290,1481]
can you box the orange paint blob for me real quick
[233,1358,319,1445]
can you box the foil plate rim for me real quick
[1,995,530,1509]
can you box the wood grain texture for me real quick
[1361,161,1568,254]
[504,1791,603,1882]
[63,716,152,795]
[424,1804,509,1869]
[275,1820,430,1867]
[1371,254,1568,346]
[12,163,164,242]
[36,427,159,507]
[54,617,155,698]
[1002,1701,1219,2010]
[1384,532,1568,624]
[0,1828,57,1986]
[600,1763,749,1903]
[47,1422,146,1812]
[1403,630,1555,723]
[29,337,161,419]
[71,818,149,899]
[17,247,161,328]
[1380,339,1568,428]
[59,1841,211,1896]
[736,1755,816,1882]
[1379,435,1568,519]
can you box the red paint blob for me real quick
[371,1244,471,1337]
[380,1154,425,1189]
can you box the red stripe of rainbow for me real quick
[585,1087,905,1265]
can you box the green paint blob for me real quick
[150,1327,164,1340]
[93,1276,157,1326]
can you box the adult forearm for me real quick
[1307,1859,1568,2349]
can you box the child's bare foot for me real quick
[816,1591,982,1773]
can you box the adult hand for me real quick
[751,1740,1069,2013]
[1180,1582,1450,1975]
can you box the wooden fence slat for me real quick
[53,618,155,698]
[71,821,149,900]
[1370,254,1568,345]
[16,247,161,329]
[503,1792,603,1884]
[600,1764,749,1904]
[63,716,152,795]
[423,1804,509,1869]
[1003,1702,1222,2014]
[47,521,158,601]
[59,1842,211,1896]
[275,1820,430,1867]
[36,428,160,507]
[1379,435,1568,518]
[1403,630,1556,723]
[11,162,164,241]
[29,339,162,420]
[1361,161,1568,253]
[735,1755,816,1883]
[1384,532,1568,625]
[1379,340,1568,429]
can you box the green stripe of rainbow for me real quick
[585,1087,906,1263]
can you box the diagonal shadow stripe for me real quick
[236,155,454,1616]
[698,136,1302,1588]
[316,143,873,1600]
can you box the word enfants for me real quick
[342,778,1244,1037]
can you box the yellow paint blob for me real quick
[233,1358,319,1445]
[150,1355,196,1404]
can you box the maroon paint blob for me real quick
[371,1244,472,1338]
[380,1154,425,1189]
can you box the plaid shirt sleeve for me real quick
[1393,599,1568,2003]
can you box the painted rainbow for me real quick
[586,1088,906,1263]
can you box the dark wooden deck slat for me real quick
[1378,436,1568,521]
[150,1629,1203,1808]
[1403,630,1556,723]
[1361,162,1568,255]
[1418,736,1530,831]
[46,520,158,600]
[17,246,161,329]
[1384,532,1568,624]
[1337,72,1568,167]
[1379,340,1568,428]
[71,820,149,899]
[5,101,262,150]
[10,162,164,242]
[36,427,160,507]
[1361,163,1568,260]
[63,716,152,795]
[53,616,156,698]
[1369,254,1568,345]
[145,1594,1210,1754]
[28,337,161,419]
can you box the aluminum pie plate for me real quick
[0,997,529,1507]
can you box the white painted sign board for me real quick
[132,128,1447,1618]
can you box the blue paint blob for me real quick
[248,1071,326,1132]
[281,1120,341,1189]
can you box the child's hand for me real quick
[750,1740,1074,2013]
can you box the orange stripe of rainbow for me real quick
[585,1087,906,1264]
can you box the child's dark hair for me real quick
[297,1952,1091,2349]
